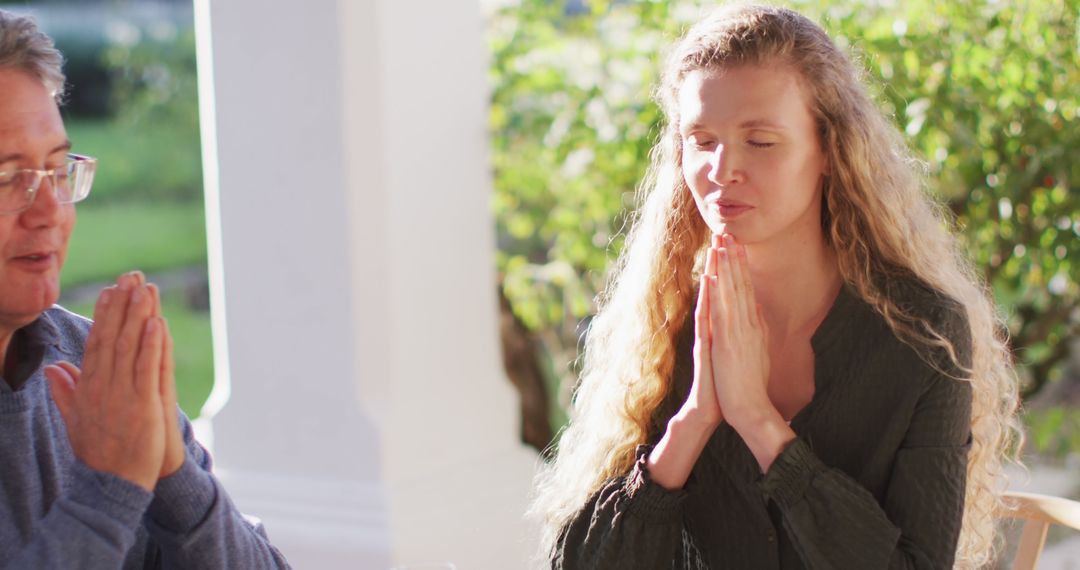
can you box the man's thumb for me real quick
[44,364,76,422]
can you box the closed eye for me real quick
[686,137,716,150]
[748,140,775,148]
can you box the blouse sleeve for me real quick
[552,445,691,570]
[760,303,974,569]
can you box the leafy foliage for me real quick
[486,0,1080,442]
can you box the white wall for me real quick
[196,0,538,568]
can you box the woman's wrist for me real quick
[727,405,796,474]
[647,413,719,490]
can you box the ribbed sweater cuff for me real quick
[759,437,820,508]
[69,459,153,527]
[623,444,687,523]
[146,456,218,533]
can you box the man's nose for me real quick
[20,174,63,227]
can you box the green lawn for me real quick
[64,118,203,204]
[62,292,215,419]
[63,202,208,288]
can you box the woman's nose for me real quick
[707,144,741,185]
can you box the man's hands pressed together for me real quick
[44,271,186,491]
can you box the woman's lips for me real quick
[708,202,753,218]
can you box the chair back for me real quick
[1001,491,1080,570]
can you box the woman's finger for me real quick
[737,244,759,326]
[709,249,729,342]
[756,303,769,336]
[725,236,750,325]
[695,276,716,399]
[694,275,711,351]
[717,248,736,326]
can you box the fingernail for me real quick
[132,286,144,304]
[99,289,111,306]
[144,320,157,338]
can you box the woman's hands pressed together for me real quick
[704,234,772,429]
[44,271,187,492]
[648,234,798,487]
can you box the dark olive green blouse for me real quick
[553,280,974,569]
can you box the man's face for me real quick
[0,68,75,330]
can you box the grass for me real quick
[64,118,203,204]
[62,292,215,419]
[63,201,208,288]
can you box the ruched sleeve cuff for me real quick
[758,437,821,509]
[623,444,688,523]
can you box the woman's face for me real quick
[678,65,828,244]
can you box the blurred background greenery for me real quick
[15,0,1079,465]
[486,0,1080,463]
[7,1,213,418]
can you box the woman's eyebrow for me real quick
[738,118,787,130]
[680,119,787,134]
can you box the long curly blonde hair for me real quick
[531,4,1022,568]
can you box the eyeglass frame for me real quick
[0,153,97,214]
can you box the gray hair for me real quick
[0,9,65,100]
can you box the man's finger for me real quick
[89,284,133,393]
[44,364,76,423]
[82,287,115,379]
[56,361,82,384]
[148,283,161,319]
[115,284,155,391]
[133,317,164,401]
[159,318,176,405]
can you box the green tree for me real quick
[487,0,1080,450]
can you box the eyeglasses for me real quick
[0,153,97,214]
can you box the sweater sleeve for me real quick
[552,445,692,570]
[2,459,153,570]
[143,411,291,569]
[761,308,974,569]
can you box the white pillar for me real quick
[197,1,538,568]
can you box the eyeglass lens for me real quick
[0,162,86,212]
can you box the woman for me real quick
[532,5,1021,569]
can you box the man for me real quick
[0,10,290,568]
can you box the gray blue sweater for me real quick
[0,306,291,569]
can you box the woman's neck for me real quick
[744,227,842,338]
